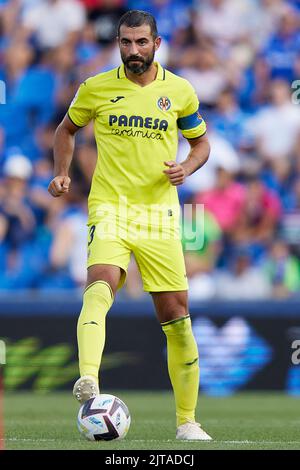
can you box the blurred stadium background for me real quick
[1,0,300,406]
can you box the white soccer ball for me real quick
[77,394,131,441]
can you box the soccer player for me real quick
[48,10,212,440]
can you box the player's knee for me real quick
[160,302,188,323]
[163,295,188,322]
[86,265,121,295]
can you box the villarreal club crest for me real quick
[157,96,171,111]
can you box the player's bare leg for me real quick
[85,264,122,294]
[152,290,212,440]
[73,264,122,404]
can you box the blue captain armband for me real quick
[177,109,204,130]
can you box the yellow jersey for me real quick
[68,62,206,226]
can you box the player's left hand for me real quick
[163,161,186,186]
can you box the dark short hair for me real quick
[117,10,158,39]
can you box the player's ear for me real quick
[154,36,161,51]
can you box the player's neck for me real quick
[124,63,158,87]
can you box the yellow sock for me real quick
[161,315,199,427]
[77,281,113,382]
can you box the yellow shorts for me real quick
[86,219,188,292]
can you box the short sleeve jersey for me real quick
[68,62,207,225]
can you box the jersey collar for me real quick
[117,62,165,81]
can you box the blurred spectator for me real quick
[210,86,249,148]
[245,79,300,160]
[263,239,300,298]
[261,158,295,210]
[178,45,231,108]
[76,21,100,65]
[0,0,20,41]
[83,0,127,46]
[280,177,300,257]
[21,0,86,50]
[167,23,198,71]
[75,141,97,185]
[0,127,5,167]
[45,44,78,114]
[193,0,257,60]
[182,206,221,275]
[259,4,300,82]
[232,176,281,246]
[38,181,88,289]
[28,123,57,225]
[250,0,288,49]
[29,155,54,225]
[215,246,272,299]
[0,40,56,152]
[0,152,40,288]
[0,152,35,248]
[178,130,241,193]
[182,206,221,300]
[195,167,246,234]
[238,56,271,111]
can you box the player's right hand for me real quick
[48,176,71,197]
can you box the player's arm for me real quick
[48,115,79,197]
[48,80,93,197]
[164,81,210,186]
[164,134,210,186]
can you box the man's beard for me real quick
[121,48,155,75]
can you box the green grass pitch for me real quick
[3,391,300,450]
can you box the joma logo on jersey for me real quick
[109,115,168,131]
